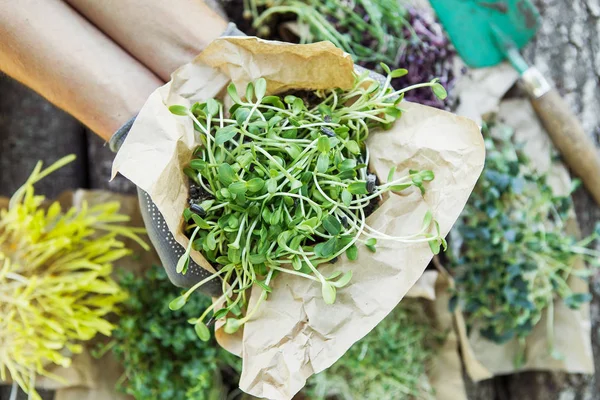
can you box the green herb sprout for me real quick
[98,266,242,400]
[305,299,441,400]
[447,121,600,367]
[169,67,447,339]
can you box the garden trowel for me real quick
[430,0,600,206]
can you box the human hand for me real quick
[0,0,228,141]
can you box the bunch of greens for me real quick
[447,121,600,367]
[100,265,242,400]
[235,0,455,108]
[169,66,448,339]
[305,299,441,400]
[0,155,147,400]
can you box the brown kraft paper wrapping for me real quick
[112,36,485,399]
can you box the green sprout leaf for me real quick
[432,83,447,100]
[365,238,377,253]
[391,68,408,78]
[317,136,331,153]
[227,83,242,104]
[169,295,187,311]
[206,98,219,117]
[215,126,238,145]
[345,140,361,155]
[322,215,342,236]
[194,322,211,342]
[321,282,337,304]
[254,78,267,101]
[169,105,188,116]
[346,244,358,260]
[348,181,368,195]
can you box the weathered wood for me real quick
[0,73,88,198]
[467,0,600,399]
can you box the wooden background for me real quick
[1,0,599,398]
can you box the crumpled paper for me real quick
[455,99,595,381]
[1,190,153,400]
[406,267,467,400]
[112,36,485,399]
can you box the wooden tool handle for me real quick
[529,88,600,205]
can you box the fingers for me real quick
[0,0,162,140]
[65,0,229,81]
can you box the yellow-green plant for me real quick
[0,155,148,400]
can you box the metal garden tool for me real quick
[430,0,600,205]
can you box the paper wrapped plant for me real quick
[113,37,484,399]
[0,156,147,400]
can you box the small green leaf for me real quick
[249,254,267,264]
[190,159,207,172]
[169,295,187,310]
[224,318,242,334]
[176,253,189,274]
[169,105,188,116]
[391,68,408,78]
[195,322,211,341]
[346,244,358,260]
[218,163,236,185]
[420,170,435,181]
[341,190,352,207]
[317,153,330,174]
[429,239,441,254]
[266,178,278,193]
[213,308,229,320]
[254,78,267,101]
[339,159,356,171]
[348,181,368,195]
[206,98,219,117]
[246,178,265,192]
[322,215,342,236]
[215,125,238,145]
[292,256,302,270]
[379,62,391,75]
[321,282,337,304]
[245,82,254,102]
[345,140,361,155]
[229,181,247,195]
[191,214,211,230]
[206,231,217,251]
[317,136,331,153]
[387,166,396,183]
[432,83,447,100]
[331,270,353,288]
[390,183,411,192]
[227,83,242,104]
[365,237,377,253]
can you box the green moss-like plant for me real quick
[103,266,242,400]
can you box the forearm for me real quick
[0,0,162,140]
[64,0,229,81]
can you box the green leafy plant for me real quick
[305,299,441,400]
[237,0,455,108]
[170,67,448,338]
[99,266,242,400]
[0,155,147,400]
[447,121,600,367]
